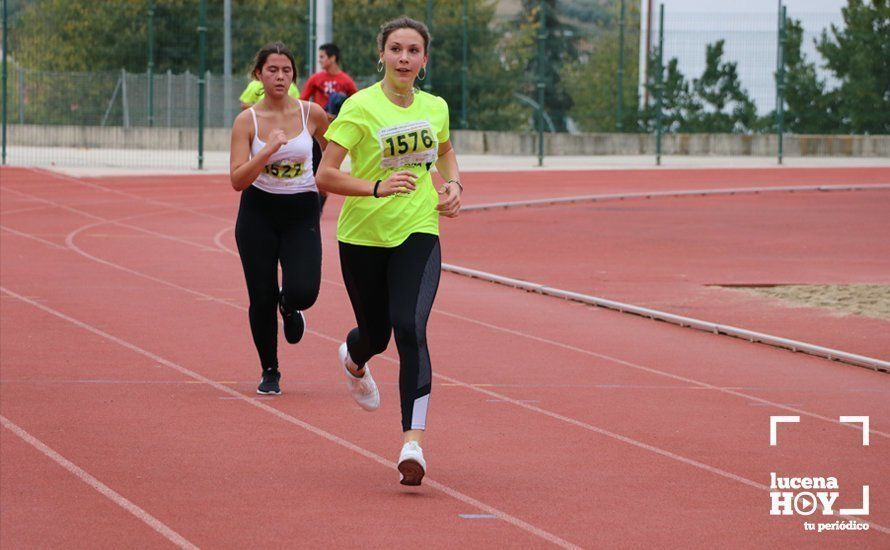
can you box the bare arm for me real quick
[229,111,286,192]
[435,140,462,217]
[308,102,328,150]
[316,141,417,198]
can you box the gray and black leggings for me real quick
[235,186,321,372]
[339,233,441,432]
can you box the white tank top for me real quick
[249,101,317,194]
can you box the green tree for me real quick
[817,0,890,133]
[562,1,640,132]
[11,0,148,125]
[779,18,842,134]
[686,40,757,133]
[430,1,527,131]
[225,2,310,77]
[639,51,697,132]
[11,0,315,125]
[13,0,310,74]
[15,0,150,71]
[639,41,758,133]
[504,0,576,131]
[12,0,526,131]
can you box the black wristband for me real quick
[373,179,381,198]
[448,179,464,194]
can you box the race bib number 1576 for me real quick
[377,120,438,169]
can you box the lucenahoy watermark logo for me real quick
[769,416,871,533]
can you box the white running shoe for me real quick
[398,441,427,486]
[339,343,380,411]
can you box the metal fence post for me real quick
[617,0,626,131]
[198,0,206,169]
[424,0,433,92]
[2,0,8,165]
[148,0,155,127]
[776,3,786,165]
[655,3,664,166]
[223,0,232,127]
[167,69,172,127]
[305,0,311,77]
[461,0,468,128]
[537,0,546,166]
[184,69,191,122]
[18,66,24,124]
[101,75,122,127]
[121,68,130,127]
[312,0,318,71]
[205,70,212,128]
[306,0,317,77]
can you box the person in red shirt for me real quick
[300,43,359,110]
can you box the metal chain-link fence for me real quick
[2,0,886,169]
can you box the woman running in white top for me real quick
[230,42,329,395]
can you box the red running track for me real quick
[443,169,890,361]
[1,166,888,548]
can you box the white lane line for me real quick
[422,372,886,533]
[1,204,57,216]
[0,286,580,550]
[21,168,234,225]
[16,172,890,442]
[461,183,890,212]
[48,227,890,534]
[2,186,221,253]
[9,182,890,533]
[212,211,890,438]
[442,263,890,373]
[0,379,239,385]
[0,415,198,550]
[61,207,890,444]
[1,224,68,250]
[35,166,888,372]
[431,307,890,439]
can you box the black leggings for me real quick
[339,233,441,432]
[235,186,321,372]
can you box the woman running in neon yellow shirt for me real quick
[317,16,462,487]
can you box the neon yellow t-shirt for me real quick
[324,82,450,247]
[239,80,300,105]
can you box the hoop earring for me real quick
[418,66,427,81]
[377,59,384,73]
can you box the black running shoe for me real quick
[257,370,281,395]
[279,297,306,344]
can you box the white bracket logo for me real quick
[839,416,870,446]
[771,415,870,446]
[770,415,800,446]
[770,415,871,518]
